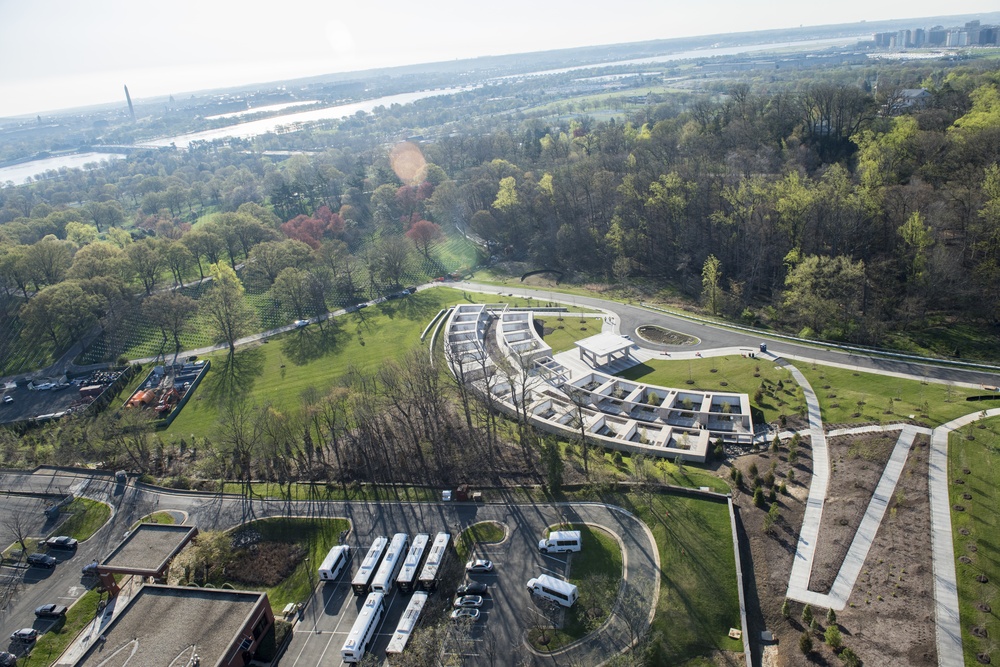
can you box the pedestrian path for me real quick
[928,409,1000,667]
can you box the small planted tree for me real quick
[799,630,813,655]
[781,599,791,619]
[801,603,813,625]
[825,624,842,650]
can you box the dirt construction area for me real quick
[737,428,936,667]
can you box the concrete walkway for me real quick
[781,358,831,606]
[928,409,1000,667]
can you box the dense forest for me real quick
[1,56,1000,377]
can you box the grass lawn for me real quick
[618,355,803,427]
[539,315,603,353]
[56,498,111,542]
[130,511,176,531]
[949,418,1000,666]
[217,482,439,503]
[796,363,988,428]
[28,586,103,666]
[456,521,505,562]
[166,287,538,438]
[623,492,743,664]
[528,525,623,652]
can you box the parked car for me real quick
[294,319,309,328]
[465,559,494,573]
[0,651,17,666]
[81,561,100,576]
[45,536,78,550]
[2,395,12,404]
[453,595,483,608]
[9,628,38,643]
[26,553,56,568]
[456,581,489,596]
[450,608,480,622]
[34,604,68,619]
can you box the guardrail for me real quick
[639,302,1000,374]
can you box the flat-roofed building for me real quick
[69,585,273,667]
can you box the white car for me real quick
[465,559,494,573]
[2,395,11,404]
[453,595,484,608]
[294,319,309,328]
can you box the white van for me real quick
[537,530,581,554]
[318,545,352,581]
[527,574,578,608]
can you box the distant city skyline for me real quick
[0,0,997,118]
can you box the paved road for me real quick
[0,471,659,666]
[461,281,1000,387]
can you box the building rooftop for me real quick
[102,524,198,576]
[70,585,267,667]
[575,332,633,357]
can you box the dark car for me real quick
[26,553,56,568]
[9,628,38,643]
[34,604,68,619]
[457,581,489,596]
[0,651,17,666]
[45,536,78,550]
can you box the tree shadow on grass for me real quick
[201,347,266,405]
[280,321,344,366]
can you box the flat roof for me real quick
[71,585,266,667]
[575,332,633,357]
[102,524,198,575]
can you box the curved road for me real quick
[0,470,660,666]
[462,281,1000,387]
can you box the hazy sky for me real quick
[0,0,996,117]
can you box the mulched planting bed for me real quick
[228,542,307,587]
[808,431,898,594]
[635,324,697,346]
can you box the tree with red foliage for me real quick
[281,214,325,249]
[406,219,443,259]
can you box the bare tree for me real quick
[3,514,32,556]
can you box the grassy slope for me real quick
[618,355,803,427]
[949,419,1000,667]
[166,287,537,438]
[56,498,111,542]
[529,526,624,651]
[540,315,603,353]
[796,363,987,428]
[456,521,505,562]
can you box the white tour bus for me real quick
[537,530,582,553]
[341,591,385,663]
[318,545,352,581]
[371,533,409,594]
[417,532,451,592]
[396,533,430,593]
[352,536,388,596]
[385,591,429,656]
[527,574,579,608]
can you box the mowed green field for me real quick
[167,287,537,437]
[949,419,1000,667]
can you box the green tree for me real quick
[142,292,197,355]
[543,438,563,492]
[801,603,813,625]
[781,599,791,619]
[799,630,813,655]
[200,263,258,354]
[20,281,105,348]
[783,254,865,339]
[825,624,842,650]
[492,176,519,213]
[898,211,933,283]
[701,254,723,315]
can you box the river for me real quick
[0,152,125,186]
[142,86,470,149]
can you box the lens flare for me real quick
[389,141,427,185]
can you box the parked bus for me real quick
[537,530,582,554]
[385,591,429,657]
[318,545,352,582]
[527,574,578,608]
[417,532,451,592]
[341,592,385,663]
[371,533,409,594]
[396,533,430,594]
[352,536,388,596]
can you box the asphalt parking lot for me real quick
[0,495,97,659]
[284,523,576,667]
